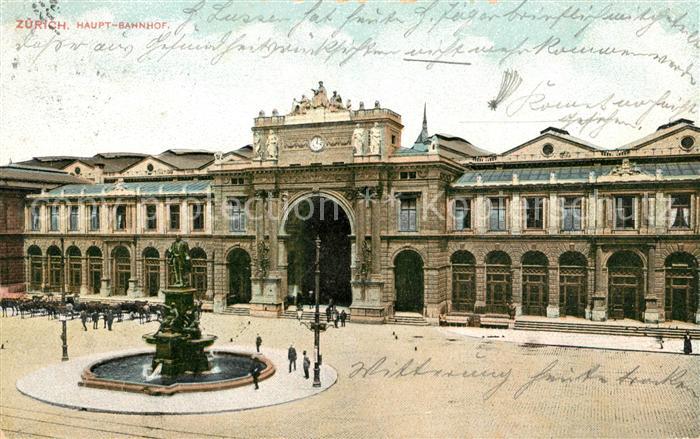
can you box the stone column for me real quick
[100,243,111,297]
[371,195,381,274]
[475,195,486,234]
[643,246,659,323]
[24,255,31,292]
[695,268,700,324]
[41,256,48,291]
[159,257,167,298]
[511,194,521,234]
[269,197,279,272]
[591,246,606,321]
[587,192,597,233]
[546,265,559,318]
[79,256,89,296]
[512,264,522,316]
[127,241,139,297]
[548,194,558,234]
[206,253,215,302]
[474,264,486,313]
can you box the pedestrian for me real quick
[288,344,297,373]
[326,305,332,323]
[91,310,99,329]
[303,351,310,379]
[80,310,88,331]
[106,309,114,331]
[684,331,693,355]
[103,309,108,328]
[255,333,262,353]
[144,304,151,323]
[333,309,339,328]
[250,358,261,390]
[340,309,347,327]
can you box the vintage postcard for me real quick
[0,0,698,438]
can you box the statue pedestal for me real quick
[142,287,216,376]
[350,280,387,323]
[250,277,283,317]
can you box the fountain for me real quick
[79,237,275,395]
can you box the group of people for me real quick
[325,303,347,328]
[80,309,116,331]
[249,334,313,390]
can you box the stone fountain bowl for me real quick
[80,349,275,396]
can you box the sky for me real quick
[0,0,697,164]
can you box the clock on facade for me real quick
[309,136,326,152]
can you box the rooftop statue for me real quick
[289,81,351,115]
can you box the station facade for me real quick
[17,84,700,324]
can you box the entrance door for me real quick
[394,250,424,313]
[665,268,697,322]
[559,267,586,318]
[227,249,251,305]
[89,258,102,294]
[112,247,131,295]
[451,251,476,312]
[144,261,159,296]
[69,259,81,294]
[486,268,511,314]
[608,270,642,320]
[522,267,547,316]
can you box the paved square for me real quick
[1,314,698,438]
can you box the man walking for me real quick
[250,359,261,390]
[684,331,693,355]
[255,334,262,353]
[302,351,310,379]
[91,310,99,329]
[288,344,297,373]
[340,309,347,327]
[333,309,339,328]
[106,309,114,331]
[80,310,88,331]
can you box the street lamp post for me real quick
[60,237,68,361]
[313,235,322,387]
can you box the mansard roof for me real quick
[40,180,211,197]
[0,164,87,188]
[454,161,700,187]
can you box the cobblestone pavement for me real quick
[1,314,698,438]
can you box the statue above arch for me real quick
[289,81,352,115]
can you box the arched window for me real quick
[394,250,424,313]
[67,246,82,294]
[143,248,160,297]
[112,246,130,295]
[664,252,698,322]
[86,246,102,294]
[28,246,42,290]
[607,251,644,320]
[46,246,62,291]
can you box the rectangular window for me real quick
[562,197,583,231]
[400,171,417,180]
[399,198,417,231]
[670,194,691,229]
[169,205,180,230]
[191,203,205,231]
[230,177,245,185]
[229,199,246,232]
[145,205,157,230]
[89,205,100,231]
[69,206,79,231]
[454,198,471,230]
[50,206,60,231]
[115,205,127,230]
[614,196,636,229]
[489,198,506,231]
[31,206,41,231]
[525,197,544,229]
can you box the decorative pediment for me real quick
[121,157,175,176]
[500,130,599,161]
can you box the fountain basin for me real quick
[80,350,275,396]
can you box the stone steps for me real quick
[221,306,250,316]
[282,310,351,322]
[513,320,700,339]
[386,315,430,326]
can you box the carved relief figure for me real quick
[369,122,383,155]
[256,240,270,279]
[266,130,279,160]
[352,124,366,156]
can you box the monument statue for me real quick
[291,94,311,115]
[359,240,372,281]
[311,81,329,108]
[330,91,344,110]
[256,240,271,279]
[266,130,279,160]
[253,131,264,160]
[369,122,383,155]
[167,236,191,288]
[352,124,366,156]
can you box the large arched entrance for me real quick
[559,251,587,318]
[285,196,352,306]
[664,252,698,322]
[607,251,644,320]
[522,251,549,316]
[394,250,424,313]
[227,248,251,305]
[486,251,512,314]
[451,251,476,312]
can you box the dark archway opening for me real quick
[559,251,587,318]
[286,196,352,307]
[451,251,476,312]
[228,249,252,305]
[394,250,424,313]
